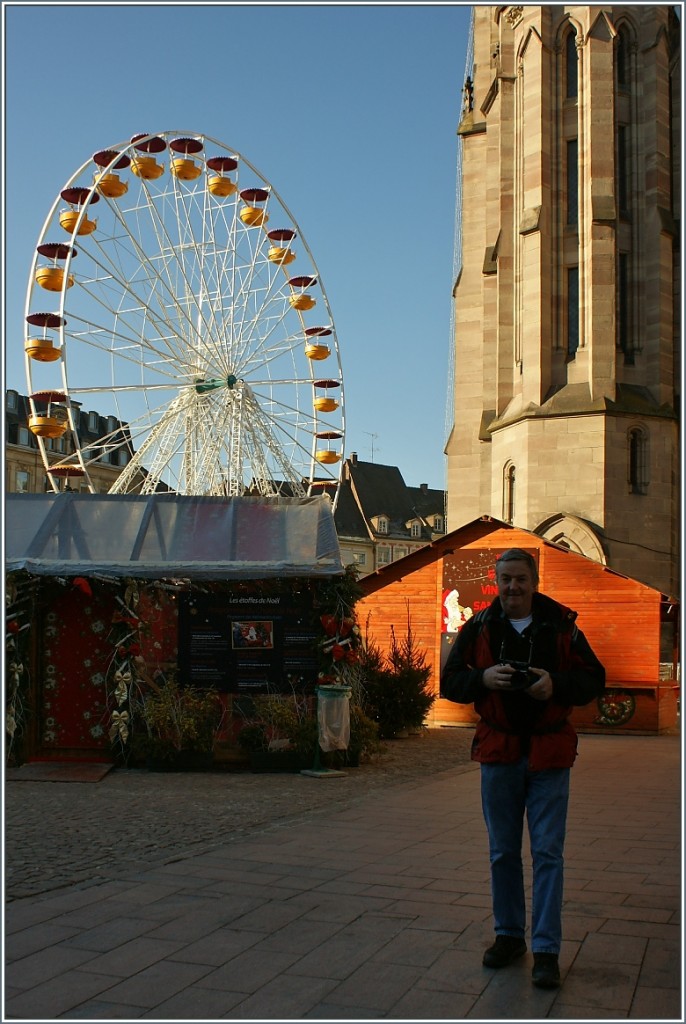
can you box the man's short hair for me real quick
[496,548,539,586]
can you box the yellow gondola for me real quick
[315,450,341,464]
[305,343,330,360]
[28,414,67,439]
[208,175,237,197]
[289,293,316,310]
[171,157,202,181]
[96,173,128,198]
[35,267,74,291]
[240,205,268,226]
[25,313,65,363]
[25,338,61,362]
[314,396,339,412]
[59,210,97,236]
[268,245,296,265]
[131,156,165,180]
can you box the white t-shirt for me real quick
[509,615,533,634]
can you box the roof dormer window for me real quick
[377,516,389,535]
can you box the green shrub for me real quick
[359,607,435,739]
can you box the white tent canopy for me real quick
[5,493,344,580]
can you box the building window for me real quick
[394,547,408,561]
[88,411,99,432]
[616,26,629,89]
[7,390,18,411]
[628,427,649,494]
[377,547,390,567]
[410,521,421,539]
[565,29,578,99]
[17,426,30,447]
[566,139,578,226]
[15,470,30,493]
[352,551,367,567]
[567,266,579,358]
[433,514,444,533]
[617,125,630,218]
[617,252,633,362]
[117,449,129,467]
[377,517,388,535]
[503,463,516,524]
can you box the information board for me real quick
[178,590,320,693]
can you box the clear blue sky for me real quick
[3,2,472,491]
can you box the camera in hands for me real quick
[501,660,538,690]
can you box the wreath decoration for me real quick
[594,688,636,728]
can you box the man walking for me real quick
[440,548,605,988]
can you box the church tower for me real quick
[445,5,680,596]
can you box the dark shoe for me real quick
[532,952,561,988]
[482,935,527,968]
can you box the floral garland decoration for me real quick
[5,574,37,763]
[105,578,147,763]
[315,565,363,687]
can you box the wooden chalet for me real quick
[357,517,679,734]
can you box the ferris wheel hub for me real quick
[194,374,239,395]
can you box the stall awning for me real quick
[5,493,344,580]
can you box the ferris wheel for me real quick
[24,131,345,504]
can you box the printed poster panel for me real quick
[440,548,539,672]
[178,590,320,694]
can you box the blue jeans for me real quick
[481,759,570,954]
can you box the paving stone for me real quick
[60,916,157,953]
[166,927,263,966]
[5,922,82,962]
[389,983,478,1019]
[139,984,245,1018]
[58,999,149,1019]
[572,931,647,965]
[78,936,185,977]
[9,944,99,990]
[286,914,408,980]
[92,960,214,1010]
[326,960,423,1011]
[371,927,456,968]
[4,970,121,1018]
[250,916,347,956]
[221,972,338,1018]
[558,961,641,1011]
[194,948,300,993]
[304,1002,384,1019]
[629,984,683,1019]
[423,945,501,996]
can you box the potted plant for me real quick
[237,694,317,772]
[133,674,223,771]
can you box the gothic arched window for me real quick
[565,29,578,98]
[628,427,649,494]
[616,26,630,89]
[503,463,516,523]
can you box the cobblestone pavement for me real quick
[5,728,474,901]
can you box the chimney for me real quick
[420,482,428,493]
[350,451,358,466]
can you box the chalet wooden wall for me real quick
[357,521,678,734]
